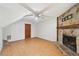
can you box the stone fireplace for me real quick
[63,34,77,53]
[58,29,79,54]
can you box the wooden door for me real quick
[25,24,31,39]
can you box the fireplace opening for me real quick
[63,34,77,53]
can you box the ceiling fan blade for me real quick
[38,4,53,14]
[40,15,51,18]
[19,3,36,15]
[40,15,52,20]
[24,14,33,16]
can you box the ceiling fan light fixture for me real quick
[35,17,38,21]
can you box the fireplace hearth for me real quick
[63,34,77,53]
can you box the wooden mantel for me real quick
[57,24,79,29]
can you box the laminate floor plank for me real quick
[0,37,64,56]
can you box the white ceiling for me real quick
[0,3,76,27]
[27,3,51,11]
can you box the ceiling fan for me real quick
[19,3,53,21]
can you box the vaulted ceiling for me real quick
[0,3,76,27]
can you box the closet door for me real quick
[25,24,31,39]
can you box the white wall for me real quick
[0,19,3,49]
[31,23,37,37]
[2,19,37,42]
[2,17,57,42]
[2,19,25,42]
[0,28,3,48]
[36,18,57,41]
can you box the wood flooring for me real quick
[0,37,64,56]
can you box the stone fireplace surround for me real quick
[58,29,79,54]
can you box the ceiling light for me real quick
[35,17,38,20]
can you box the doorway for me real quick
[25,24,31,39]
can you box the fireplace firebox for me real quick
[63,34,77,53]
